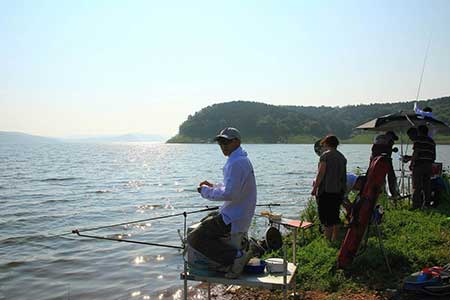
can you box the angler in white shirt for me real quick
[187,127,257,279]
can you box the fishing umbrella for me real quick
[356,111,450,133]
[355,111,449,196]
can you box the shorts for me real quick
[317,192,343,226]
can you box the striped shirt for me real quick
[412,135,436,164]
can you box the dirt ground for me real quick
[192,284,385,300]
[192,283,450,300]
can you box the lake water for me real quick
[1,143,449,300]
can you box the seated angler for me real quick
[187,127,257,279]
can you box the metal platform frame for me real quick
[181,246,296,300]
[180,215,314,300]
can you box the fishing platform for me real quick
[180,214,313,300]
[181,262,298,299]
[70,204,312,300]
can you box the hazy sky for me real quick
[1,0,449,137]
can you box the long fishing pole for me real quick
[72,229,184,249]
[72,206,219,234]
[67,207,221,249]
[415,33,432,102]
[399,34,432,195]
[167,203,281,209]
[49,203,282,238]
[70,203,281,248]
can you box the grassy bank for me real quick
[238,176,450,299]
[294,199,450,293]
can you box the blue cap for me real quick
[214,127,241,141]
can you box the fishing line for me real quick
[415,33,432,102]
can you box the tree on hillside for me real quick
[170,96,450,143]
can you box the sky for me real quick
[1,0,449,137]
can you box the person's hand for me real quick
[402,155,412,163]
[197,180,213,193]
[199,180,213,187]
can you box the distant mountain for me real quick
[167,96,450,143]
[0,132,167,144]
[0,131,60,144]
[63,133,167,143]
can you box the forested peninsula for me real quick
[167,96,450,144]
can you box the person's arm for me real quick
[200,163,244,201]
[311,161,326,196]
[432,140,436,162]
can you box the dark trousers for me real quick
[187,213,236,266]
[386,159,399,197]
[317,192,343,226]
[412,162,433,209]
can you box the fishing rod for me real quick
[68,206,220,249]
[162,203,281,210]
[70,203,281,248]
[415,33,432,102]
[49,203,282,238]
[72,206,219,234]
[72,230,184,249]
[398,34,432,195]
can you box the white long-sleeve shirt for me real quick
[200,146,257,233]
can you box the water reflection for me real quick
[131,290,141,297]
[2,143,448,300]
[172,289,182,300]
[111,233,132,239]
[156,255,164,261]
[133,256,147,265]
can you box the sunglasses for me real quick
[217,138,233,145]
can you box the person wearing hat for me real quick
[370,131,400,198]
[403,125,436,208]
[187,127,257,278]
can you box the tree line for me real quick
[167,96,450,143]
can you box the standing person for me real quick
[311,135,347,241]
[404,125,436,209]
[187,127,257,278]
[370,131,400,198]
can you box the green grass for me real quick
[434,135,450,144]
[267,177,450,295]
